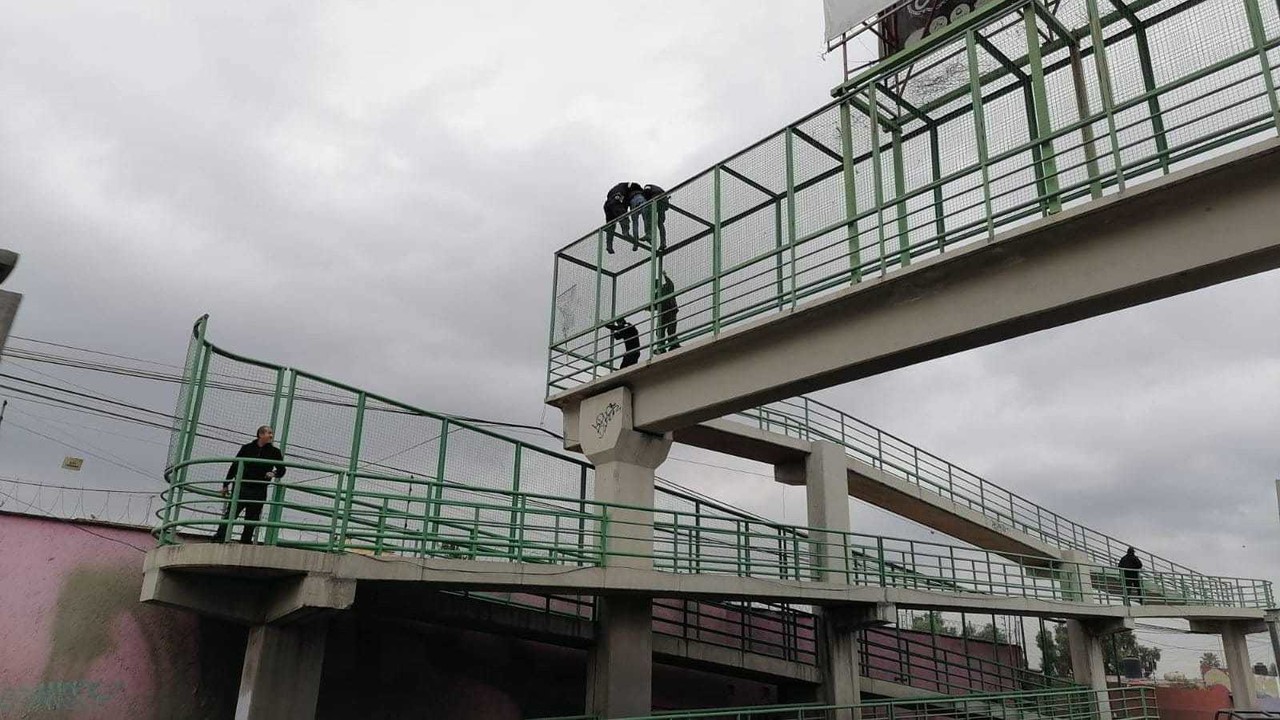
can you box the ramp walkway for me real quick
[675,396,1197,580]
[546,0,1280,433]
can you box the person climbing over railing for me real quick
[606,317,640,369]
[654,273,681,354]
[604,181,642,254]
[213,424,287,544]
[1118,547,1143,604]
[641,183,669,250]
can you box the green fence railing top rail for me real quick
[547,0,1280,394]
[732,395,1199,576]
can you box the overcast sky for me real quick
[1,0,1277,676]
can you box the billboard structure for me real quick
[825,0,995,71]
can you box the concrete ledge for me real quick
[145,545,1268,623]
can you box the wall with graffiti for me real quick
[0,512,242,719]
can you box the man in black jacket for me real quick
[1118,547,1143,603]
[214,425,287,544]
[654,273,681,354]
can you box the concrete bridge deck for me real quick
[143,544,1268,625]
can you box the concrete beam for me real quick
[146,545,1269,623]
[548,139,1280,433]
[141,563,354,625]
[1189,618,1270,635]
[683,418,1062,565]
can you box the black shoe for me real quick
[606,245,615,254]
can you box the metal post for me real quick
[785,127,799,307]
[712,166,723,334]
[592,230,605,375]
[966,31,997,239]
[265,369,297,545]
[1245,0,1280,129]
[1024,5,1061,215]
[1086,0,1126,192]
[839,98,862,283]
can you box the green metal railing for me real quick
[531,685,1158,720]
[157,455,1273,609]
[732,396,1196,575]
[547,0,1280,393]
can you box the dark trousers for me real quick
[213,490,266,544]
[655,309,680,353]
[1123,572,1142,603]
[604,202,633,252]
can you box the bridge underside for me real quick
[554,139,1280,437]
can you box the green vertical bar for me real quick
[966,31,997,238]
[173,336,213,538]
[164,318,209,541]
[890,126,911,266]
[546,252,561,392]
[425,418,450,554]
[1133,29,1171,174]
[839,99,862,282]
[929,126,946,252]
[869,85,888,274]
[1024,5,1061,214]
[785,127,798,307]
[773,198,785,307]
[1087,0,1126,192]
[336,391,366,551]
[648,211,661,355]
[509,444,523,556]
[1068,44,1104,199]
[712,166,723,334]
[592,230,604,376]
[1246,0,1280,129]
[265,369,297,545]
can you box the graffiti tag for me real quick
[591,402,622,438]
[0,680,125,712]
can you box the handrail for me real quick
[732,395,1199,576]
[158,456,1274,609]
[529,685,1158,720]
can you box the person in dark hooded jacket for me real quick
[604,182,642,253]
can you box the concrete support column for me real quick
[1222,622,1259,710]
[1058,549,1096,603]
[579,388,672,718]
[1065,618,1129,720]
[235,621,329,720]
[818,607,862,720]
[776,440,851,581]
[586,596,653,718]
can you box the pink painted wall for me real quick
[0,512,239,719]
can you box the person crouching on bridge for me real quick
[1118,547,1143,604]
[214,425,287,544]
[604,182,642,254]
[606,317,640,369]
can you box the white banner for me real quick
[824,0,894,41]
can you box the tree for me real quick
[909,611,959,636]
[1200,652,1222,670]
[964,621,1010,643]
[1037,625,1161,679]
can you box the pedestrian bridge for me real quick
[545,0,1280,433]
[153,318,1271,625]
